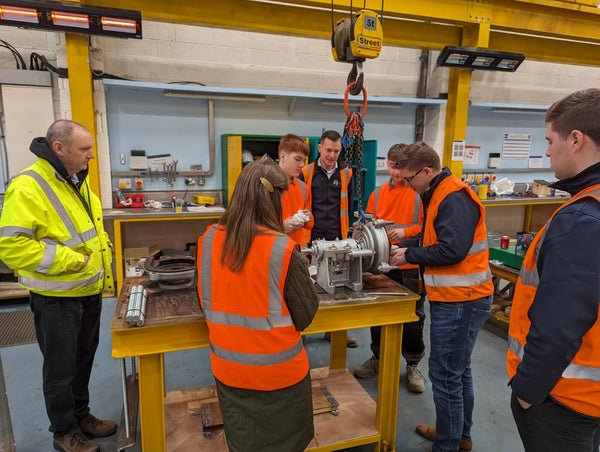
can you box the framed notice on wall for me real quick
[502,133,531,159]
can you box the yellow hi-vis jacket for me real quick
[0,158,114,296]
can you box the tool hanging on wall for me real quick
[331,2,383,95]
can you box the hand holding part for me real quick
[291,209,311,223]
[389,246,408,267]
[284,217,304,233]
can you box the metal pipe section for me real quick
[126,285,147,327]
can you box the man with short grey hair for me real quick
[0,120,116,452]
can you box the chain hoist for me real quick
[342,82,367,224]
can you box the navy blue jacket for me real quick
[401,167,480,267]
[299,158,354,241]
[510,162,600,406]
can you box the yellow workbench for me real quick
[111,274,419,452]
[103,207,225,295]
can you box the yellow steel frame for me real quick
[111,215,222,294]
[65,33,101,196]
[111,291,419,452]
[82,0,600,63]
[71,0,600,183]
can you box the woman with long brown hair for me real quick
[196,159,319,452]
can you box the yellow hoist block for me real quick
[332,9,383,63]
[350,10,383,60]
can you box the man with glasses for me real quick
[389,141,493,452]
[353,143,426,394]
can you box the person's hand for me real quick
[389,246,408,266]
[388,227,406,242]
[82,254,90,267]
[300,209,312,222]
[283,217,304,233]
[517,397,532,410]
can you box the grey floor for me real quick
[1,297,524,452]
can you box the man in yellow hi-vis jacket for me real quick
[0,120,116,452]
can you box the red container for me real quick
[500,236,510,249]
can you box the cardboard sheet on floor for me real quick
[164,367,378,451]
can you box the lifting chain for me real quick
[342,81,367,225]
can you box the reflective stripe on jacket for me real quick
[0,159,113,296]
[367,181,422,269]
[281,177,313,247]
[507,185,600,417]
[197,225,309,391]
[302,162,352,239]
[422,174,493,301]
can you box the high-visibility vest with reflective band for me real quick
[301,162,352,239]
[281,177,313,247]
[0,159,113,296]
[422,174,493,302]
[507,185,600,417]
[368,182,422,269]
[197,226,309,391]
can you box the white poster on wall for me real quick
[464,146,480,165]
[502,133,531,159]
[452,140,465,161]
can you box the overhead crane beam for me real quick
[83,0,600,66]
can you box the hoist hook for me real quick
[344,81,368,119]
[347,61,364,96]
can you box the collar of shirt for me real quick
[317,158,338,179]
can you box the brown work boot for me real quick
[53,427,99,452]
[415,425,473,451]
[78,413,117,438]
[353,355,379,379]
[323,332,358,348]
[406,364,425,393]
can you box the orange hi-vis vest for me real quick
[196,226,309,391]
[422,174,493,302]
[507,185,600,417]
[368,181,423,270]
[281,177,313,247]
[301,162,352,239]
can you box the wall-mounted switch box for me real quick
[130,149,148,170]
[119,178,132,189]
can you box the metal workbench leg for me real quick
[120,358,130,438]
[138,353,166,452]
[375,323,403,452]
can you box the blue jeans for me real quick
[428,295,492,452]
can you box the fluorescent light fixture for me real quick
[491,107,547,114]
[164,90,266,102]
[0,1,141,38]
[437,46,524,72]
[321,99,402,109]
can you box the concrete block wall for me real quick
[2,20,600,205]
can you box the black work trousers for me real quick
[370,268,426,363]
[30,291,102,435]
[511,393,600,452]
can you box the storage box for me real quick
[532,180,552,197]
[489,246,524,270]
[124,245,160,277]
